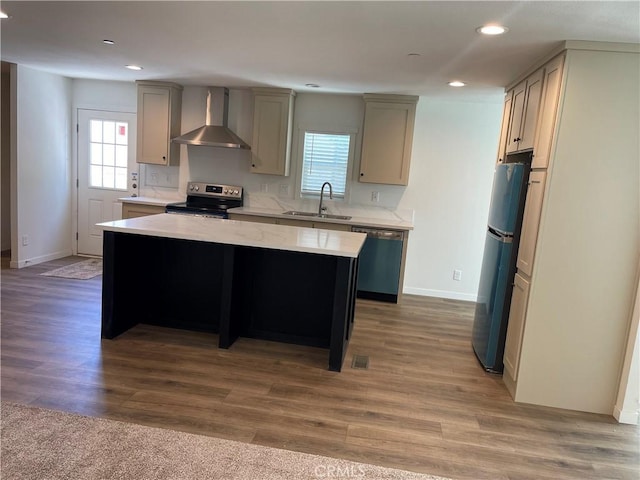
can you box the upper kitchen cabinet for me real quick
[505,68,543,154]
[251,88,296,176]
[121,202,166,219]
[496,90,513,164]
[532,54,565,169]
[359,94,418,185]
[136,81,183,165]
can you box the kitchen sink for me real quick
[283,211,352,221]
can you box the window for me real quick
[89,119,129,190]
[301,132,351,198]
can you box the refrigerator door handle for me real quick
[487,229,513,244]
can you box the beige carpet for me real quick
[1,403,453,480]
[40,258,102,280]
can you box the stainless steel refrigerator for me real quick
[472,155,531,373]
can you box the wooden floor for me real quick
[1,255,638,480]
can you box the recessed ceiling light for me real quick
[125,65,143,71]
[305,83,320,88]
[0,11,9,19]
[477,25,509,35]
[103,39,115,45]
[448,81,466,87]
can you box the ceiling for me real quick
[1,1,639,101]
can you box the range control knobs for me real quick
[194,185,199,191]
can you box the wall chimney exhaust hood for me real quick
[172,87,250,149]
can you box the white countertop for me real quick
[228,206,414,231]
[118,196,182,207]
[99,213,366,258]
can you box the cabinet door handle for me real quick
[252,164,256,168]
[360,173,364,177]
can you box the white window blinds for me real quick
[301,132,350,198]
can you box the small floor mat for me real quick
[40,258,102,280]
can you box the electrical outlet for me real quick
[260,183,268,193]
[453,269,462,281]
[279,184,290,196]
[22,235,29,246]
[371,191,380,202]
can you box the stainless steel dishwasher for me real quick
[352,227,405,303]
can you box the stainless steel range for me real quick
[165,182,243,219]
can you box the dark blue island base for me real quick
[101,231,358,371]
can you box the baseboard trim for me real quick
[403,286,477,302]
[10,249,73,269]
[613,405,639,425]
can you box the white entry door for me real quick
[78,109,137,256]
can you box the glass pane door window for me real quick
[89,119,129,190]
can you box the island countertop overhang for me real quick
[98,213,366,258]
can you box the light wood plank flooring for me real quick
[1,255,638,479]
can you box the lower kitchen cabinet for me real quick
[278,218,351,231]
[228,213,351,231]
[516,171,546,277]
[314,223,351,231]
[122,202,166,219]
[228,214,276,225]
[503,272,530,389]
[101,229,358,371]
[276,218,315,228]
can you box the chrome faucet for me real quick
[318,182,333,215]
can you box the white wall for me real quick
[11,65,72,268]
[400,99,502,301]
[72,79,137,111]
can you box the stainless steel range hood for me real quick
[172,87,250,149]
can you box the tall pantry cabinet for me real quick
[501,42,639,415]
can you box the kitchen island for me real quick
[99,214,366,371]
